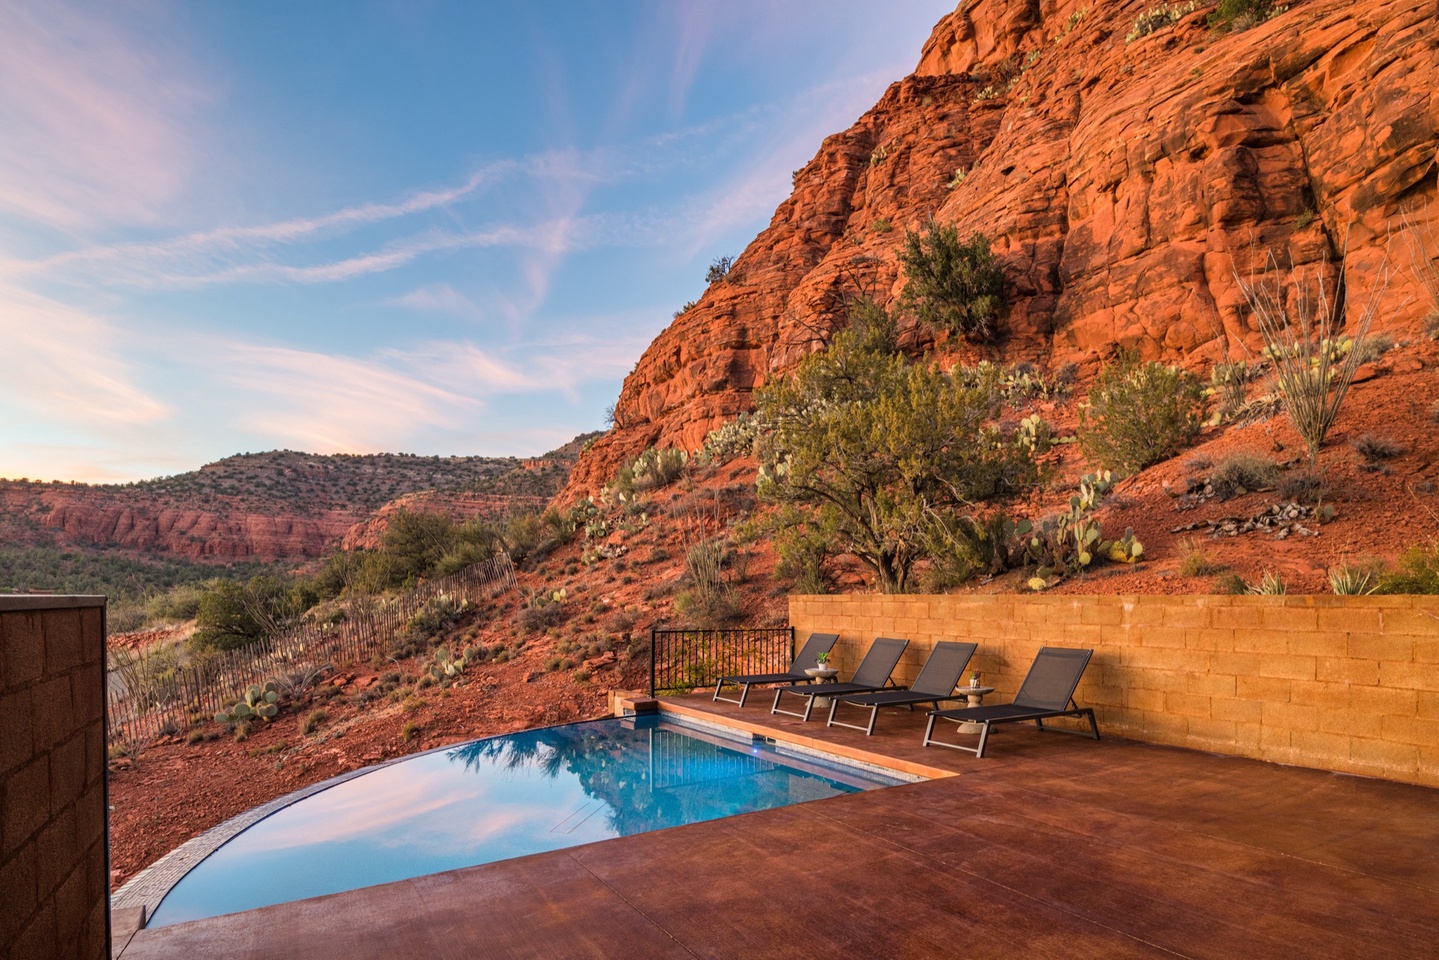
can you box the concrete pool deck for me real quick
[116,693,1439,959]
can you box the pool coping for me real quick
[647,698,958,782]
[111,708,931,931]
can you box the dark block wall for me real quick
[0,597,108,960]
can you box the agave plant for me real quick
[1327,563,1378,596]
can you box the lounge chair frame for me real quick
[826,641,977,735]
[712,632,839,707]
[923,647,1100,758]
[772,637,909,721]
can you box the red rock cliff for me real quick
[562,0,1438,499]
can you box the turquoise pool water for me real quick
[148,715,904,926]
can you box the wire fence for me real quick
[105,554,516,752]
[649,625,794,696]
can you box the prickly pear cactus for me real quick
[1102,528,1144,564]
[215,680,281,724]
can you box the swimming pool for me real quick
[148,714,906,926]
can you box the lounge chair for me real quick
[772,637,909,721]
[922,646,1100,758]
[712,632,839,707]
[826,641,977,735]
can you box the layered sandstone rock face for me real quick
[0,482,356,561]
[563,0,1438,499]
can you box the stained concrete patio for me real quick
[116,694,1439,959]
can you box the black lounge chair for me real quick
[712,632,839,707]
[772,637,909,721]
[923,646,1100,758]
[826,641,977,735]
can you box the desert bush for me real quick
[706,255,733,284]
[1372,544,1439,594]
[1207,451,1278,500]
[899,223,1006,342]
[1351,434,1405,461]
[1177,538,1226,577]
[1208,0,1283,33]
[1213,572,1249,595]
[1077,353,1205,475]
[191,576,311,652]
[1276,468,1327,503]
[756,307,1037,593]
[1237,252,1387,464]
[302,709,328,735]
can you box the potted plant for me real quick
[816,651,832,668]
[969,670,981,688]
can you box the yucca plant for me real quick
[1235,250,1388,464]
[1246,570,1287,595]
[1327,563,1378,596]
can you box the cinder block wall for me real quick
[0,597,108,960]
[790,593,1439,788]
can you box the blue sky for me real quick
[0,1,952,483]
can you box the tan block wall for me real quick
[0,598,109,960]
[790,594,1439,788]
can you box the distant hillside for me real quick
[117,450,521,512]
[0,440,597,566]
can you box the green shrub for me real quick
[1207,0,1282,33]
[1373,544,1439,594]
[899,223,1006,342]
[756,309,1036,593]
[1177,538,1225,577]
[705,256,733,284]
[1213,572,1249,595]
[1077,354,1205,475]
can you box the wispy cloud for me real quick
[0,282,169,428]
[0,4,205,234]
[201,340,479,454]
[388,283,487,322]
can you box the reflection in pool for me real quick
[149,715,903,926]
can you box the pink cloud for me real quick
[0,4,206,232]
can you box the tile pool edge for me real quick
[649,699,958,782]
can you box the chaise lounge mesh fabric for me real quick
[711,632,839,707]
[771,637,910,721]
[826,641,977,735]
[922,646,1100,758]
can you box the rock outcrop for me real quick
[0,482,355,562]
[563,0,1438,499]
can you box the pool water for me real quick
[149,715,904,926]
